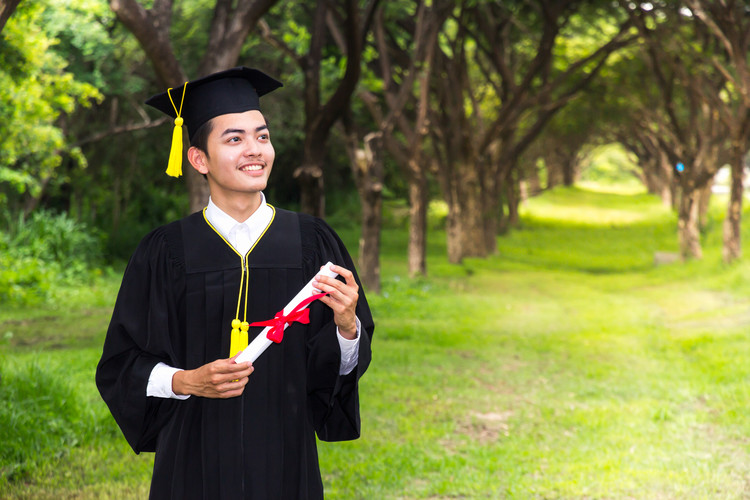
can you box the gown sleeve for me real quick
[299,214,374,442]
[95,225,184,453]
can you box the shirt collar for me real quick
[205,193,272,241]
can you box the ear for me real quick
[187,146,209,175]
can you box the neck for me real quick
[211,192,263,222]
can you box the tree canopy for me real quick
[3,0,750,279]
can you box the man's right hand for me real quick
[172,356,254,398]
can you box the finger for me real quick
[209,365,253,388]
[217,380,248,398]
[314,275,357,299]
[214,372,252,395]
[220,358,253,373]
[317,280,357,305]
[222,376,249,392]
[322,266,357,290]
[330,265,356,285]
[229,364,254,379]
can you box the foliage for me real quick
[0,210,104,305]
[579,143,642,185]
[0,253,53,306]
[0,0,102,210]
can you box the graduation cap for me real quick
[145,67,283,177]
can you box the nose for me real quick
[244,138,262,157]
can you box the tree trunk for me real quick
[722,151,744,263]
[659,150,674,209]
[526,161,542,196]
[562,156,576,186]
[346,132,384,294]
[294,164,324,216]
[678,186,703,259]
[482,169,499,254]
[697,181,712,231]
[0,0,20,33]
[447,162,486,261]
[546,157,564,189]
[505,169,521,228]
[445,196,462,264]
[408,160,428,276]
[656,150,674,209]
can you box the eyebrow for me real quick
[220,125,269,136]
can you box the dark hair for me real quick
[190,119,214,157]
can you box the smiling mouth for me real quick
[239,163,264,172]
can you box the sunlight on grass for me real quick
[5,184,750,498]
[577,179,647,195]
[520,185,673,226]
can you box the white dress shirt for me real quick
[147,194,361,399]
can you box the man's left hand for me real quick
[313,264,358,339]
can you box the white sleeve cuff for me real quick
[147,362,191,400]
[337,316,361,376]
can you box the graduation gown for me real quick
[95,207,374,500]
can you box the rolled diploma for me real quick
[234,262,339,364]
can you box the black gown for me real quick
[95,207,374,500]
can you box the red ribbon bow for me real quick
[249,292,327,343]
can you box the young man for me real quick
[96,67,374,499]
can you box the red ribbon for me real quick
[249,292,328,343]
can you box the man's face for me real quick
[189,109,275,203]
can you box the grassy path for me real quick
[324,187,750,497]
[3,186,750,498]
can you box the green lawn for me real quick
[3,185,750,498]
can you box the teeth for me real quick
[240,165,263,171]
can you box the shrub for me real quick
[0,210,104,305]
[6,210,103,267]
[0,253,53,305]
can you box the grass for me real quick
[3,184,750,498]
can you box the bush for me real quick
[0,253,53,305]
[4,210,103,266]
[0,210,104,305]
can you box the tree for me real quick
[259,0,379,217]
[618,128,676,208]
[0,0,102,217]
[360,0,451,277]
[342,126,384,292]
[529,87,610,192]
[431,1,634,263]
[684,0,750,262]
[624,1,731,259]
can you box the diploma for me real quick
[234,262,338,364]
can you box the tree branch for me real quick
[74,117,169,147]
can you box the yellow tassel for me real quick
[166,116,184,177]
[229,319,249,358]
[165,82,187,178]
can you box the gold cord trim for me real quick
[201,206,277,356]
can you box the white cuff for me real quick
[147,362,190,400]
[337,317,361,376]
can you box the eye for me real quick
[227,136,241,143]
[258,133,270,141]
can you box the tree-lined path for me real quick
[5,2,750,496]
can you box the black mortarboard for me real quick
[144,67,283,177]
